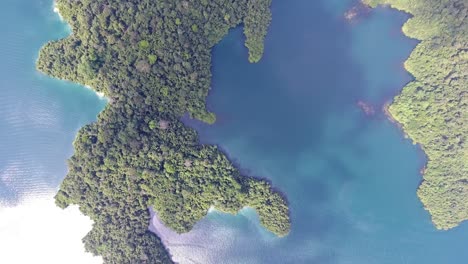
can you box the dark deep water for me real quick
[153,0,468,263]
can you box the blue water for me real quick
[0,0,105,205]
[161,0,468,263]
[1,0,468,263]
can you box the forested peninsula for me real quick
[38,0,290,263]
[364,0,467,229]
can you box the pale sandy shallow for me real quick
[85,85,106,99]
[53,2,63,21]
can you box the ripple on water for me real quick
[0,0,106,263]
[0,0,106,205]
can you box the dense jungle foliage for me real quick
[364,0,467,229]
[37,0,290,263]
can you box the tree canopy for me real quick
[364,0,467,229]
[38,0,290,263]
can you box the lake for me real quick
[1,0,467,263]
[153,0,468,263]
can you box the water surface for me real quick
[0,0,105,263]
[1,0,467,263]
[0,0,106,204]
[154,0,468,263]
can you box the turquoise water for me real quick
[0,2,105,262]
[0,1,105,261]
[1,0,468,263]
[0,0,105,204]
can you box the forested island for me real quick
[364,0,467,229]
[38,0,290,263]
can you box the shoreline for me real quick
[84,85,106,100]
[382,101,405,137]
[148,205,280,264]
[37,68,108,101]
[50,2,106,101]
[382,101,428,171]
[344,1,371,23]
[53,1,63,21]
[148,208,178,264]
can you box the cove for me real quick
[153,0,468,263]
